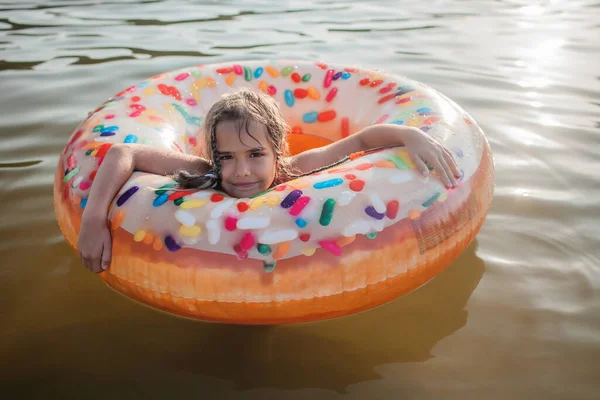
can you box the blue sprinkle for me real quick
[313,178,343,189]
[302,112,318,123]
[172,103,202,126]
[117,186,139,207]
[395,88,414,97]
[416,107,433,114]
[284,89,295,107]
[455,149,464,158]
[80,198,88,209]
[124,134,138,144]
[422,192,441,208]
[365,206,385,220]
[137,81,149,88]
[153,193,169,207]
[333,71,342,80]
[341,72,351,80]
[254,67,264,78]
[101,126,119,132]
[164,235,181,252]
[295,218,307,228]
[391,120,404,125]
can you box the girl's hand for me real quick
[402,128,461,188]
[77,214,112,273]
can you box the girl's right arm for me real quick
[78,144,211,273]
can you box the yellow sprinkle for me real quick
[407,115,423,127]
[265,66,280,78]
[179,225,202,237]
[290,179,308,189]
[438,192,448,202]
[395,150,416,169]
[82,142,105,150]
[134,230,146,242]
[143,232,154,245]
[307,86,320,100]
[192,77,207,90]
[302,247,316,256]
[143,85,156,97]
[273,242,291,260]
[225,73,237,86]
[153,237,163,251]
[265,196,280,206]
[249,197,265,211]
[205,77,216,87]
[180,199,206,209]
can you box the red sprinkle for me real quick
[291,125,303,134]
[316,62,328,70]
[370,79,384,87]
[268,85,277,96]
[396,97,412,104]
[211,193,224,202]
[274,185,288,192]
[216,67,234,74]
[89,170,97,181]
[386,200,399,219]
[225,216,237,231]
[131,96,140,102]
[291,72,302,83]
[105,114,115,119]
[325,87,338,102]
[299,233,311,242]
[294,88,308,99]
[341,117,350,138]
[237,202,249,212]
[379,86,393,94]
[378,93,396,104]
[359,78,370,86]
[349,180,365,192]
[240,232,255,250]
[318,110,336,122]
[344,174,356,180]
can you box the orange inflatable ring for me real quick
[54,60,495,324]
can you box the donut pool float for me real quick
[54,60,495,324]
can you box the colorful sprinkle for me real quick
[224,216,238,231]
[281,189,302,208]
[341,117,350,138]
[325,88,338,102]
[314,178,343,189]
[295,218,307,228]
[303,111,318,123]
[284,90,295,107]
[237,202,249,212]
[240,232,255,251]
[281,66,294,77]
[318,110,336,122]
[180,199,206,209]
[289,196,310,216]
[319,198,336,226]
[164,235,181,252]
[254,67,264,78]
[263,262,276,273]
[349,180,365,192]
[307,87,320,100]
[153,194,169,207]
[233,64,243,75]
[257,243,272,255]
[324,69,334,88]
[366,232,377,239]
[422,192,441,208]
[319,240,341,256]
[63,166,80,182]
[302,73,311,82]
[244,66,252,81]
[180,225,201,237]
[365,206,385,220]
[294,88,308,99]
[386,200,400,219]
[175,209,196,226]
[117,186,139,207]
[124,134,138,143]
[299,233,311,242]
[291,72,301,83]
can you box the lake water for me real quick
[1,0,599,398]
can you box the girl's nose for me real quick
[235,160,251,177]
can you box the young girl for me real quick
[78,88,460,273]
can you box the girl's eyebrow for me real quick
[217,146,265,155]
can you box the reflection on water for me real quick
[1,0,599,398]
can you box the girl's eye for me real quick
[218,155,232,161]
[250,152,264,158]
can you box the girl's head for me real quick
[176,88,297,198]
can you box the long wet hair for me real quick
[174,88,299,190]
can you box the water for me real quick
[1,0,599,398]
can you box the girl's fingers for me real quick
[101,236,112,271]
[440,155,458,187]
[443,149,461,178]
[431,158,452,187]
[412,154,429,176]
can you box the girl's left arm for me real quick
[289,124,461,187]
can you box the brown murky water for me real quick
[1,1,599,398]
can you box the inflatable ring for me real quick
[54,60,494,324]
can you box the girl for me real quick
[78,88,460,273]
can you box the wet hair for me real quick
[174,88,299,190]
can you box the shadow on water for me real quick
[2,238,485,395]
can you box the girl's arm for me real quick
[78,144,211,273]
[289,124,460,187]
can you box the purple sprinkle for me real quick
[164,235,181,252]
[116,186,139,207]
[420,126,431,133]
[333,71,342,80]
[280,189,302,208]
[365,206,385,220]
[395,89,414,97]
[100,131,116,137]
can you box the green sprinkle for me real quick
[263,261,276,273]
[388,155,409,169]
[159,183,177,189]
[422,192,441,208]
[366,232,377,240]
[244,66,252,81]
[174,198,185,206]
[155,189,167,195]
[85,149,93,156]
[191,69,202,77]
[257,243,272,255]
[63,166,80,182]
[281,66,294,77]
[93,125,104,133]
[319,198,336,226]
[301,73,311,82]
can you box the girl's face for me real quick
[214,119,277,198]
